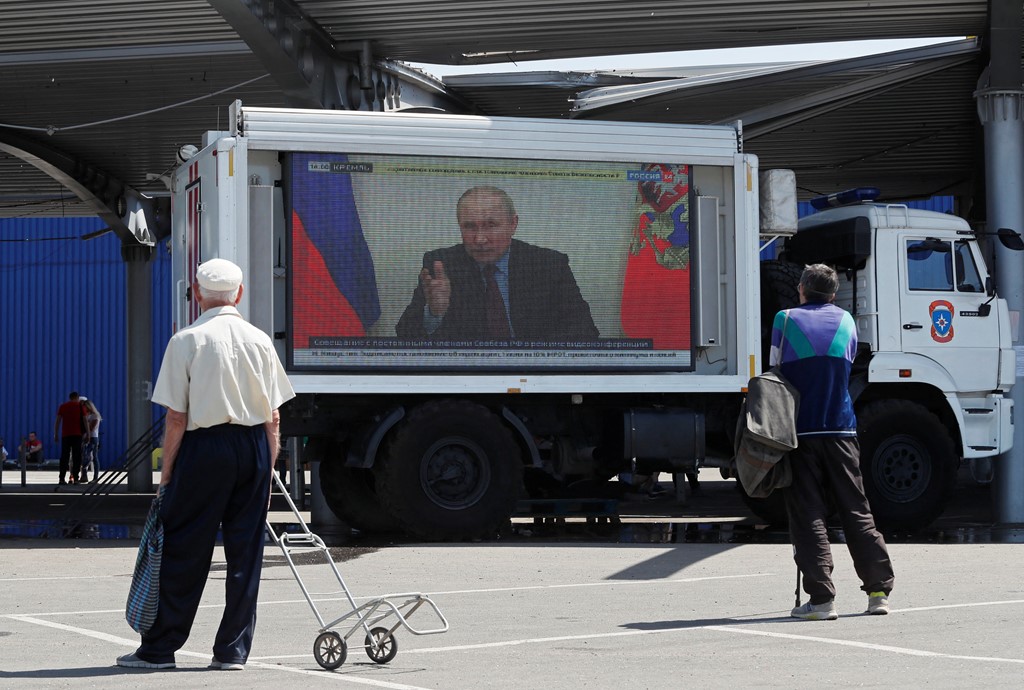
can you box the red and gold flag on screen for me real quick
[620,163,691,350]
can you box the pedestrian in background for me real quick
[116,258,294,671]
[770,263,894,620]
[19,433,43,467]
[54,391,86,485]
[81,398,102,482]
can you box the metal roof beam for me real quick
[572,38,980,115]
[0,41,251,66]
[207,0,463,111]
[0,129,168,246]
[723,53,979,139]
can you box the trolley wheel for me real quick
[314,631,347,670]
[364,627,398,664]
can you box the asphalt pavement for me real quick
[3,529,1024,688]
[2,466,1024,687]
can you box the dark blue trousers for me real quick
[59,435,82,483]
[137,424,271,665]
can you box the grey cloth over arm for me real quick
[734,369,800,498]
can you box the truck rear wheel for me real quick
[319,463,400,534]
[857,399,957,532]
[375,400,523,541]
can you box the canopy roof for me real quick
[0,1,999,220]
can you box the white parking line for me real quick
[4,573,773,618]
[0,575,125,582]
[713,626,1024,664]
[6,614,433,689]
[395,599,1024,666]
[7,614,139,648]
[11,589,1024,676]
[893,599,1024,614]
[426,572,774,596]
[403,627,664,654]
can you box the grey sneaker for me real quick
[867,591,890,615]
[209,659,245,671]
[115,652,175,669]
[791,600,838,620]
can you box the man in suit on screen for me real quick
[396,186,599,342]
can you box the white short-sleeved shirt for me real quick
[152,306,296,431]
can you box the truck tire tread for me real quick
[857,398,957,532]
[375,399,522,541]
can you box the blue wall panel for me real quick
[0,218,171,470]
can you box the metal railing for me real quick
[46,415,165,538]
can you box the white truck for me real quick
[169,101,1015,540]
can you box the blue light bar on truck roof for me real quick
[810,187,881,210]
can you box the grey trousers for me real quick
[784,436,895,604]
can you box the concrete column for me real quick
[978,89,1024,525]
[979,88,1024,524]
[978,3,1024,525]
[122,244,155,493]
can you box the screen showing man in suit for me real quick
[395,186,599,343]
[287,152,694,371]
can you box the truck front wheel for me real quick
[857,399,957,532]
[375,400,523,541]
[319,463,400,534]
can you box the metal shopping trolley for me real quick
[265,473,449,670]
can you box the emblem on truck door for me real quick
[929,300,954,343]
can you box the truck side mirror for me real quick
[997,228,1024,251]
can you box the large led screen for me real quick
[286,152,695,370]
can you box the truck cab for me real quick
[778,201,1015,529]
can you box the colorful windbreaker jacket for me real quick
[769,302,857,437]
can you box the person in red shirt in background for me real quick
[19,432,43,466]
[54,391,86,486]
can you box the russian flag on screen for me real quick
[291,153,380,347]
[620,163,691,350]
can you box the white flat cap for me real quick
[196,258,243,292]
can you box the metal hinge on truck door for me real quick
[195,201,206,215]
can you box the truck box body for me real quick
[173,105,761,395]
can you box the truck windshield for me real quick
[954,241,983,292]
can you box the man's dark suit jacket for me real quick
[396,239,599,341]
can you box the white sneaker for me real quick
[791,600,838,620]
[867,592,890,615]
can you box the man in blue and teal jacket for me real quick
[770,263,894,620]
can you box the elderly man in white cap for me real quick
[117,258,294,671]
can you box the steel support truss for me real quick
[0,129,169,246]
[207,0,467,112]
